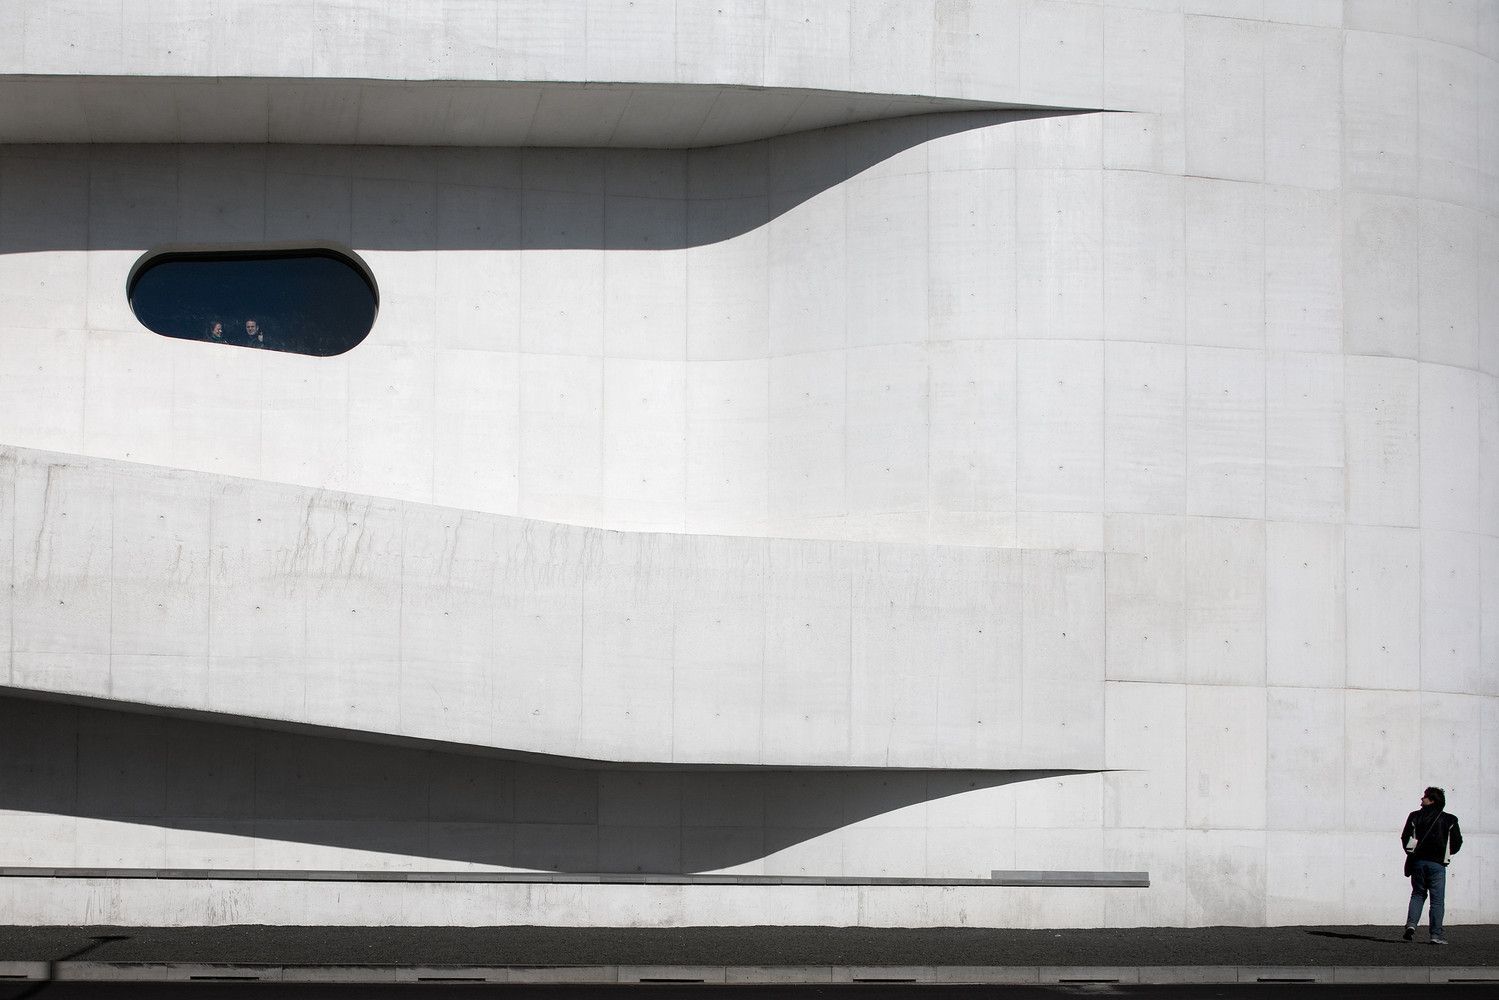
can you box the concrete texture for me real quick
[0,0,1496,930]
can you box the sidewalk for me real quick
[1,925,1496,985]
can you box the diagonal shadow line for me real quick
[0,108,1102,254]
[0,691,1103,875]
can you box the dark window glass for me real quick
[128,248,378,357]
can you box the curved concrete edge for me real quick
[0,76,1092,147]
[2,961,1491,985]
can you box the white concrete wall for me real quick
[0,0,1111,103]
[0,0,1497,928]
[0,444,1105,771]
[0,876,1180,929]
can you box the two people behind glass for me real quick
[208,319,264,347]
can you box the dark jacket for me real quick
[1402,806,1462,865]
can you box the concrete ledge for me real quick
[1246,966,1336,983]
[831,966,934,983]
[933,966,1041,984]
[0,961,48,981]
[1041,965,1140,984]
[505,966,616,984]
[53,963,179,982]
[392,967,506,984]
[0,867,1147,888]
[621,966,728,984]
[725,966,835,984]
[172,967,279,983]
[36,962,1499,985]
[1334,966,1439,983]
[1134,966,1240,984]
[1435,968,1499,983]
[991,870,1149,888]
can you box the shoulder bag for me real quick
[1404,811,1444,877]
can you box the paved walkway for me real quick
[0,925,1495,986]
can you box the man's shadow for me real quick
[1305,930,1404,945]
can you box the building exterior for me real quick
[0,0,1495,928]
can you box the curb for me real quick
[2,961,1495,985]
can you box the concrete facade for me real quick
[1,0,1496,928]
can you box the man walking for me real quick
[1402,787,1462,944]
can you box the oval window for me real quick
[128,247,379,357]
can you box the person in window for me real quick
[244,318,264,346]
[209,321,225,342]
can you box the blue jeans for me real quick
[1406,859,1446,936]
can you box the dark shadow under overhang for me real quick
[0,688,1112,875]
